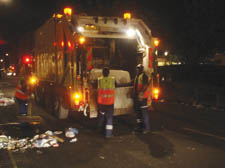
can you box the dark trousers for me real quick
[98,104,114,137]
[134,98,150,131]
[15,98,28,115]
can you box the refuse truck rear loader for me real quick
[30,8,159,119]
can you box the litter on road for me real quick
[0,96,15,106]
[65,127,79,138]
[0,128,79,152]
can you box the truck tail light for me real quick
[73,92,82,105]
[152,88,160,100]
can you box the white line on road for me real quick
[182,127,225,141]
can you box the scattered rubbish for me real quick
[0,127,79,152]
[44,133,64,143]
[65,128,79,138]
[69,138,77,143]
[0,96,15,106]
[45,130,54,136]
[54,131,63,135]
[99,156,105,160]
[0,135,8,143]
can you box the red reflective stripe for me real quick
[148,48,153,68]
[15,85,27,100]
[87,47,93,71]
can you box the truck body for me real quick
[32,11,157,119]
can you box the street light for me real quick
[0,59,3,63]
[5,53,8,56]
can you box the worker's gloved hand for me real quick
[138,92,144,101]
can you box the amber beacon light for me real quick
[64,7,72,16]
[123,12,131,19]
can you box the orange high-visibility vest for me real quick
[97,76,115,105]
[15,84,27,100]
[134,73,149,98]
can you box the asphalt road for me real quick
[0,77,225,168]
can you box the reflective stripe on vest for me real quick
[86,47,93,71]
[98,76,115,105]
[15,85,27,100]
[134,73,149,98]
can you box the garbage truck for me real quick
[30,8,160,119]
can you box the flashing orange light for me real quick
[154,39,160,47]
[64,7,72,16]
[123,12,131,19]
[79,37,85,44]
[73,92,82,105]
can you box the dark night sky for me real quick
[0,0,224,63]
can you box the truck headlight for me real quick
[126,29,136,37]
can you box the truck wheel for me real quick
[53,98,69,119]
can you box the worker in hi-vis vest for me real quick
[133,64,151,134]
[15,79,29,115]
[97,67,116,138]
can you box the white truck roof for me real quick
[71,15,152,47]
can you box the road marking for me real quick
[182,127,225,141]
[8,150,18,168]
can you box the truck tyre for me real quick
[53,97,69,119]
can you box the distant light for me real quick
[126,29,136,37]
[5,53,9,56]
[22,55,32,64]
[164,51,168,56]
[0,59,3,62]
